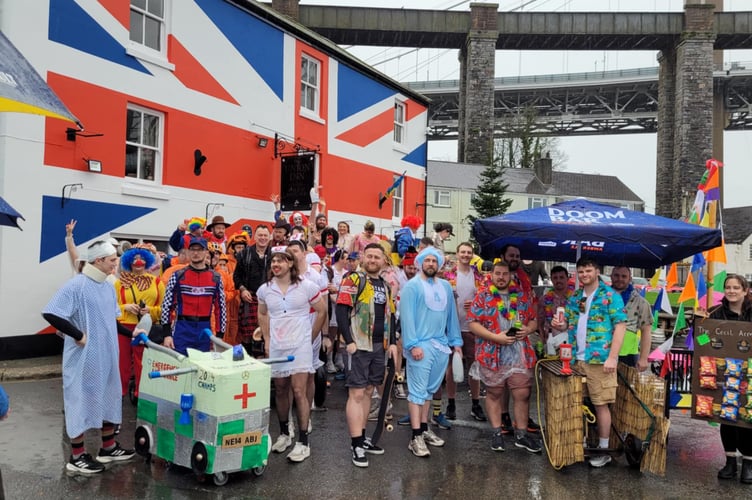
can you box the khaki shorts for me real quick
[576,361,617,406]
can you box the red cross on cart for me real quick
[233,383,257,409]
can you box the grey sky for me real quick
[301,0,752,213]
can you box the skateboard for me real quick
[371,356,396,446]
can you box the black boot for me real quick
[741,459,752,484]
[718,456,737,479]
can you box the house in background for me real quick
[426,156,644,247]
[0,0,428,358]
[721,206,752,281]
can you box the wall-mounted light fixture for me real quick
[257,136,268,148]
[61,183,83,208]
[86,159,102,172]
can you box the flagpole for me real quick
[706,199,717,310]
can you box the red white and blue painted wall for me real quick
[0,0,428,357]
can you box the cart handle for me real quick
[132,333,186,362]
[148,367,197,379]
[201,328,234,352]
[262,355,295,364]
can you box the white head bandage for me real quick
[87,241,117,262]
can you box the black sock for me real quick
[351,436,363,448]
[361,429,366,439]
[472,399,480,407]
[412,428,422,438]
[448,398,456,408]
[420,422,428,433]
[299,429,309,446]
[279,420,289,436]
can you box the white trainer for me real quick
[422,428,445,447]
[271,434,292,453]
[287,442,311,463]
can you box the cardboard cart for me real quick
[133,331,289,486]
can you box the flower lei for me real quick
[542,289,572,320]
[489,283,520,321]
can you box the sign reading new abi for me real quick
[222,431,262,448]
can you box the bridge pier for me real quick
[655,3,715,219]
[458,3,498,165]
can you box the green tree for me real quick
[466,156,512,238]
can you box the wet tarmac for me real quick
[0,376,749,499]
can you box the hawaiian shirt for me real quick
[467,284,537,371]
[538,288,573,330]
[565,280,627,364]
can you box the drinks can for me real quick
[555,307,565,323]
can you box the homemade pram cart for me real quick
[133,330,291,486]
[535,359,671,474]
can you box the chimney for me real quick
[534,152,553,185]
[271,0,299,20]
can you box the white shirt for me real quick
[257,278,321,349]
[455,268,476,331]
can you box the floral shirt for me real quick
[538,288,573,332]
[565,281,627,364]
[467,284,537,371]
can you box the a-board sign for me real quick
[691,318,752,429]
[280,154,315,212]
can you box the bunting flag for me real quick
[666,263,678,289]
[649,336,674,362]
[713,270,727,292]
[658,286,673,314]
[685,326,694,351]
[673,302,687,334]
[687,190,705,224]
[691,253,706,273]
[705,241,727,264]
[378,171,406,209]
[652,309,660,331]
[678,273,697,305]
[700,210,712,228]
[697,273,708,305]
[649,268,662,288]
[660,351,672,377]
[704,167,720,201]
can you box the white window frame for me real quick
[300,54,320,118]
[125,104,164,184]
[433,190,451,207]
[394,99,406,145]
[127,0,174,70]
[392,175,403,220]
[528,197,546,209]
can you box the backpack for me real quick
[392,227,413,257]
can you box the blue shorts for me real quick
[405,343,449,405]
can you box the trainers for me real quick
[66,453,105,474]
[311,402,327,412]
[471,404,487,422]
[325,360,337,374]
[271,434,293,453]
[394,384,408,400]
[445,404,456,420]
[588,454,612,468]
[368,406,380,422]
[351,445,368,467]
[408,435,430,457]
[422,428,445,447]
[514,434,542,454]
[307,420,313,434]
[287,442,311,463]
[362,437,385,455]
[500,413,513,435]
[491,431,505,452]
[526,418,541,434]
[431,412,452,430]
[397,415,411,426]
[96,442,136,463]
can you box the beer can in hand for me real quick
[555,307,565,323]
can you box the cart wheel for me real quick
[213,471,229,486]
[252,465,266,477]
[191,442,209,474]
[624,433,644,469]
[386,423,394,432]
[135,425,153,456]
[128,378,138,406]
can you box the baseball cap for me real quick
[348,251,359,260]
[188,236,207,249]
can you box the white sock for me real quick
[599,437,609,448]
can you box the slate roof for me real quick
[427,160,643,203]
[722,206,752,244]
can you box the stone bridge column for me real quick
[272,0,300,20]
[457,45,467,162]
[459,3,498,165]
[655,47,676,218]
[671,3,715,218]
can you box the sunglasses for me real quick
[578,298,586,313]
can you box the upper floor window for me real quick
[130,0,165,53]
[394,100,405,144]
[125,105,163,182]
[392,175,403,220]
[528,197,546,209]
[433,190,450,207]
[748,243,752,261]
[301,55,320,114]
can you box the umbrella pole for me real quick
[575,242,582,290]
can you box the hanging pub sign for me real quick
[280,153,315,212]
[691,318,752,429]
